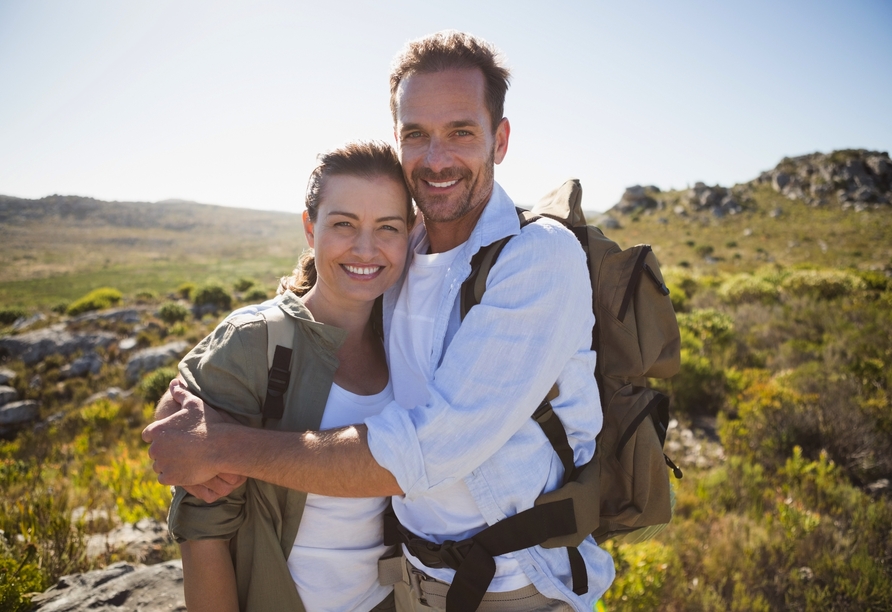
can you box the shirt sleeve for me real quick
[168,317,269,540]
[366,221,596,498]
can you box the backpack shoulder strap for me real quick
[260,305,295,425]
[460,207,539,319]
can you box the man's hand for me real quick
[143,380,233,487]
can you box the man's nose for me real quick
[424,137,452,173]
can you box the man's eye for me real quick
[455,130,471,136]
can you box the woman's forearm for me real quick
[180,539,239,612]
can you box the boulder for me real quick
[70,308,143,325]
[29,560,185,612]
[125,341,189,383]
[85,518,172,562]
[0,325,116,365]
[85,387,132,405]
[0,367,15,385]
[59,352,104,380]
[614,185,660,214]
[0,385,17,406]
[0,400,40,436]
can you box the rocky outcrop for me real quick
[683,182,743,217]
[0,367,15,385]
[124,341,189,383]
[0,325,116,365]
[69,308,143,325]
[757,149,892,210]
[59,352,104,380]
[614,185,662,214]
[29,560,185,612]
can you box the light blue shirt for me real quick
[365,182,615,610]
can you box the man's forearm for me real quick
[209,422,402,498]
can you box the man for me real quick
[144,30,614,611]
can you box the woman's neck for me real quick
[301,286,375,344]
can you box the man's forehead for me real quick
[394,68,488,126]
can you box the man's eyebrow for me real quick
[399,119,481,133]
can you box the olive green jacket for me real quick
[168,291,347,612]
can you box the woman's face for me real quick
[303,174,410,306]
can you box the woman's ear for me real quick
[302,210,315,248]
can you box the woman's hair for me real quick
[278,141,412,296]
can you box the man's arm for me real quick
[155,384,246,502]
[143,380,402,497]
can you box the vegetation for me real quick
[0,184,889,609]
[65,287,122,316]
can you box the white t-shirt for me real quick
[286,382,393,612]
[387,238,530,591]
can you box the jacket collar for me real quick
[277,290,348,352]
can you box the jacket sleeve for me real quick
[168,316,269,541]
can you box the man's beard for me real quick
[409,151,495,223]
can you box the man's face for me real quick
[394,68,509,226]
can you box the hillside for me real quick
[0,195,305,307]
[593,149,892,275]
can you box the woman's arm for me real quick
[180,539,239,612]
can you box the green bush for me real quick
[192,283,232,312]
[243,288,269,302]
[233,277,256,292]
[718,274,780,304]
[0,307,27,326]
[158,302,190,325]
[781,269,864,299]
[66,287,123,316]
[138,367,178,404]
[176,282,195,300]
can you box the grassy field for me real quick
[0,196,306,308]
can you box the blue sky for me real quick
[1,0,890,213]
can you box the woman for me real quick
[168,141,414,612]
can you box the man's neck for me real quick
[424,187,493,253]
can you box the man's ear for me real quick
[493,117,510,165]
[302,210,315,248]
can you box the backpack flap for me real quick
[596,240,681,383]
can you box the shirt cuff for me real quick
[365,401,429,498]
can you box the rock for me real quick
[85,518,172,562]
[0,400,40,436]
[118,338,138,351]
[70,308,143,325]
[12,312,46,331]
[30,560,185,612]
[614,185,660,214]
[0,385,17,406]
[0,325,116,365]
[125,341,188,383]
[85,387,132,405]
[0,367,15,385]
[59,352,104,380]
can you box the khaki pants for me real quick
[380,556,573,612]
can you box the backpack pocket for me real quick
[593,384,672,543]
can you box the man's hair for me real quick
[279,140,413,296]
[389,30,511,133]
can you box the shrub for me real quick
[176,282,195,300]
[138,367,178,404]
[243,288,269,302]
[695,244,715,258]
[718,274,780,305]
[781,269,865,300]
[192,283,232,312]
[66,287,122,316]
[95,442,170,523]
[233,277,256,292]
[0,307,27,326]
[158,302,189,326]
